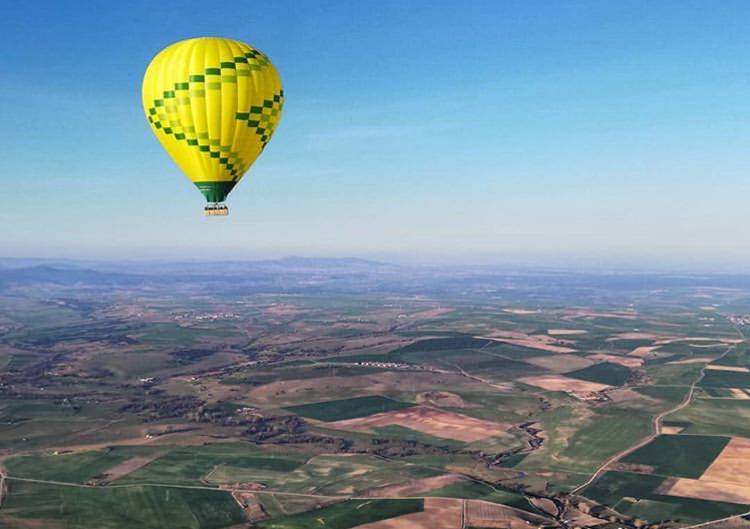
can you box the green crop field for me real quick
[621,434,729,478]
[634,385,689,403]
[699,369,750,388]
[649,363,705,385]
[480,342,558,359]
[372,424,464,446]
[389,347,549,381]
[0,399,137,452]
[584,471,747,523]
[667,399,750,437]
[520,407,652,473]
[0,480,246,529]
[425,480,533,511]
[286,395,413,421]
[258,499,424,529]
[5,446,161,484]
[701,387,736,397]
[713,344,750,366]
[119,444,305,486]
[584,471,666,506]
[566,362,632,386]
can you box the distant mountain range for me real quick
[3,257,750,293]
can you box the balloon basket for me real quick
[204,204,229,216]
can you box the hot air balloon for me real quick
[142,37,283,216]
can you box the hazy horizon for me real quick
[3,251,750,275]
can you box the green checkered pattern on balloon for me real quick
[146,48,282,180]
[235,92,285,147]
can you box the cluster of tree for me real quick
[243,414,311,442]
[121,395,205,421]
[570,498,674,529]
[192,403,257,426]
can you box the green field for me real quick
[520,407,653,473]
[0,399,139,452]
[372,424,464,446]
[566,362,632,386]
[286,395,413,421]
[649,363,705,385]
[389,347,549,381]
[5,266,750,528]
[699,369,750,388]
[621,434,729,478]
[701,387,737,398]
[0,480,246,529]
[634,385,689,403]
[258,499,423,529]
[584,471,747,523]
[713,344,750,366]
[425,480,533,511]
[221,364,383,386]
[119,444,305,486]
[5,446,161,484]
[667,399,750,437]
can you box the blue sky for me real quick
[2,1,750,266]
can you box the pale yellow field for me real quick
[547,329,588,336]
[706,365,750,373]
[586,354,643,368]
[524,355,594,372]
[610,332,660,340]
[661,425,685,434]
[328,406,510,443]
[667,357,714,365]
[482,330,577,353]
[629,346,661,357]
[519,374,611,393]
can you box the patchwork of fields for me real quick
[2,264,750,528]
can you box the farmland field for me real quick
[699,370,750,388]
[566,362,633,386]
[3,260,750,528]
[258,499,424,529]
[0,480,246,529]
[5,446,162,483]
[666,399,750,438]
[584,471,748,523]
[621,434,730,478]
[286,395,414,421]
[116,445,306,486]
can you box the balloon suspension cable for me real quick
[204,203,229,216]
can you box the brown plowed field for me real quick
[519,374,610,393]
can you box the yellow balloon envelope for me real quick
[142,37,283,215]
